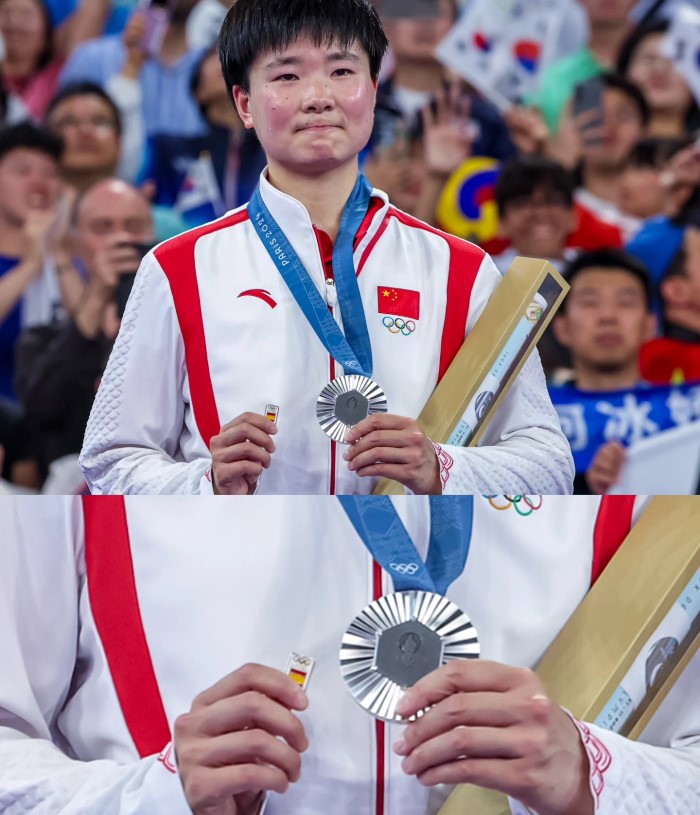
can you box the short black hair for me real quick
[599,72,651,127]
[626,136,692,169]
[218,0,388,96]
[45,82,122,136]
[495,156,574,215]
[561,249,653,312]
[0,122,63,164]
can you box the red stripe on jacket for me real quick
[591,496,636,585]
[83,496,171,757]
[155,210,250,448]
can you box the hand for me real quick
[210,413,278,495]
[92,238,143,294]
[394,661,594,815]
[572,107,605,150]
[661,143,700,217]
[420,83,474,179]
[585,441,626,495]
[174,664,309,815]
[122,10,148,76]
[344,414,441,494]
[504,105,549,156]
[23,203,63,265]
[363,141,414,201]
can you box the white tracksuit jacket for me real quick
[79,173,573,495]
[1,496,698,815]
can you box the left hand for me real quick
[394,661,594,815]
[344,414,441,495]
[421,83,475,180]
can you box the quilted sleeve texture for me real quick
[79,253,213,494]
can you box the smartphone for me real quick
[572,77,604,120]
[139,0,171,56]
[114,243,153,319]
[381,0,441,20]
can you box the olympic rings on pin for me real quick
[382,316,416,336]
[486,495,543,516]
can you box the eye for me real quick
[275,73,298,81]
[333,68,354,77]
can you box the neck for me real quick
[62,167,117,194]
[665,308,700,335]
[648,111,687,138]
[392,61,444,93]
[588,20,632,66]
[583,166,623,207]
[574,362,641,392]
[266,160,360,241]
[0,217,27,256]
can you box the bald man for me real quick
[14,178,154,482]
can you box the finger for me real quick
[394,691,525,755]
[184,763,292,803]
[212,424,277,454]
[345,430,421,461]
[346,413,413,443]
[347,446,419,473]
[413,756,527,793]
[194,663,307,712]
[202,729,304,780]
[401,725,526,776]
[396,662,535,720]
[220,412,279,435]
[214,442,272,468]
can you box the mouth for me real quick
[595,333,623,347]
[298,123,341,132]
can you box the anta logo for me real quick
[238,289,277,308]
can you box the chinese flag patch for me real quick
[377,286,420,320]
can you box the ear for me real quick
[552,313,571,348]
[232,86,255,130]
[661,275,690,308]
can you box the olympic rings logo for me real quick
[382,316,416,336]
[390,562,420,575]
[486,495,543,516]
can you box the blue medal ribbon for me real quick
[338,496,474,594]
[249,174,374,377]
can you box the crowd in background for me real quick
[0,0,699,495]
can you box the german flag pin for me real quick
[285,652,315,691]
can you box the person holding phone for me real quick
[15,177,153,483]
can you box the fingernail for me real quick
[343,450,350,460]
[393,737,407,755]
[347,462,356,471]
[396,697,411,717]
[401,756,413,773]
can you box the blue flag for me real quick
[550,381,700,472]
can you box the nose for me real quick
[301,79,335,114]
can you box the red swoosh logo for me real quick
[238,289,277,308]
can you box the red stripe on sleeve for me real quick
[154,211,249,448]
[591,496,636,586]
[83,496,171,757]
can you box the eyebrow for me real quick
[263,51,361,71]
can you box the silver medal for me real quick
[316,375,388,443]
[339,590,479,723]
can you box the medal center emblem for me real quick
[374,620,443,688]
[334,389,369,426]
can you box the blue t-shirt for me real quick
[0,255,22,401]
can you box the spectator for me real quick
[640,222,700,383]
[552,249,655,493]
[0,0,64,120]
[15,178,153,481]
[45,81,187,241]
[0,122,82,402]
[619,136,691,221]
[575,73,649,241]
[531,0,637,135]
[618,17,700,139]
[60,0,208,144]
[493,156,577,275]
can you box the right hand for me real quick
[122,10,148,75]
[174,664,309,815]
[92,238,142,294]
[210,413,278,495]
[585,441,626,494]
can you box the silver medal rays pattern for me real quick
[316,375,388,443]
[340,590,480,723]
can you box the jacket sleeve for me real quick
[437,254,574,495]
[79,253,215,495]
[0,497,193,815]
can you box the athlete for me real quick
[1,495,698,814]
[78,0,573,496]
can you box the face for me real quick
[555,268,654,372]
[500,186,575,259]
[381,0,455,63]
[580,0,637,25]
[581,88,645,171]
[618,165,664,219]
[626,33,693,117]
[0,0,47,65]
[663,227,700,314]
[234,36,377,178]
[0,147,61,226]
[74,181,153,274]
[195,51,230,109]
[48,95,121,175]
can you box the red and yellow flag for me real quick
[377,286,420,320]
